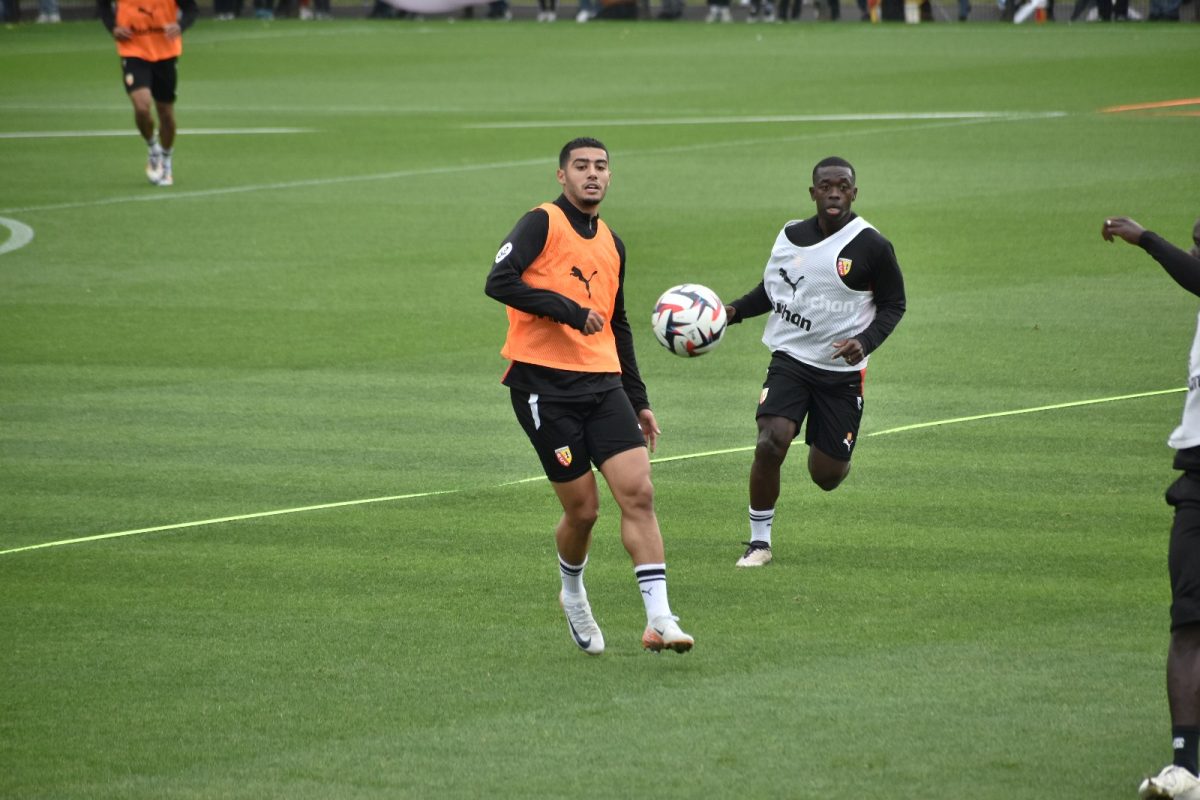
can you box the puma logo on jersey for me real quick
[570,266,598,297]
[778,268,804,297]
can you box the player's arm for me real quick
[610,240,649,408]
[97,0,118,32]
[1141,232,1200,297]
[177,0,200,31]
[1104,217,1200,298]
[484,208,592,332]
[609,237,659,449]
[852,237,906,356]
[725,282,772,324]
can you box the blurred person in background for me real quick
[98,0,197,187]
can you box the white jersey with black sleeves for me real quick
[1170,309,1200,450]
[761,216,877,372]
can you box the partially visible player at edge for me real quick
[98,0,197,187]
[1104,216,1200,800]
[484,137,694,656]
[723,156,906,567]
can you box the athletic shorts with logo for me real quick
[1166,471,1200,629]
[121,57,178,103]
[510,387,646,483]
[757,350,864,462]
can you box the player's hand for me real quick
[163,22,182,38]
[1102,216,1145,245]
[581,309,605,335]
[638,408,661,453]
[112,24,133,39]
[724,304,738,323]
[831,338,864,366]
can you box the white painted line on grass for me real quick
[0,128,311,140]
[0,217,34,255]
[0,111,1066,217]
[0,157,551,216]
[0,387,1183,558]
[465,111,1068,130]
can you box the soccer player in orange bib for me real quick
[485,137,694,656]
[98,0,198,186]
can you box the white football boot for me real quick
[1140,765,1200,799]
[642,615,694,653]
[735,540,773,567]
[559,591,604,655]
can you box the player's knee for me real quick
[619,476,656,516]
[563,497,600,529]
[810,465,850,492]
[754,432,789,466]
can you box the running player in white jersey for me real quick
[1104,215,1200,800]
[723,156,906,568]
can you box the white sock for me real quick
[146,134,161,154]
[749,506,774,546]
[634,563,671,622]
[559,554,586,598]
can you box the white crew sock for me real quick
[559,554,587,598]
[749,506,774,546]
[634,563,671,622]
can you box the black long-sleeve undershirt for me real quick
[1141,231,1200,299]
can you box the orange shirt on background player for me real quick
[114,0,184,61]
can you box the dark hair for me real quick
[559,137,608,168]
[812,156,855,184]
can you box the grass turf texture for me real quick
[2,18,1199,799]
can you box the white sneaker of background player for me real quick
[1140,765,1200,800]
[153,157,173,187]
[145,145,164,184]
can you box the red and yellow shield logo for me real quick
[837,258,853,277]
[554,446,573,467]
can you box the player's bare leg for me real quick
[551,471,598,565]
[738,414,796,567]
[599,447,693,652]
[153,100,176,185]
[551,472,603,654]
[129,87,164,183]
[808,445,851,491]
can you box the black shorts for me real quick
[1166,472,1200,630]
[756,351,865,462]
[510,388,646,483]
[120,57,178,104]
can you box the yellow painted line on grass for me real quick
[867,387,1186,437]
[0,491,458,556]
[0,387,1184,557]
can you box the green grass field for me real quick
[2,18,1199,799]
